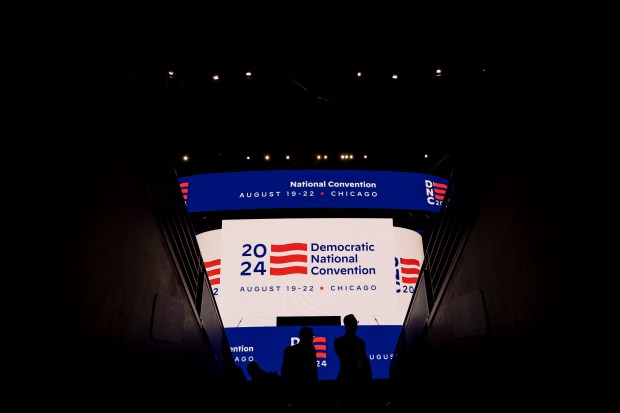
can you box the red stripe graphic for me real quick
[270,266,308,276]
[204,259,221,286]
[400,258,420,266]
[401,267,420,275]
[433,182,447,200]
[207,268,221,276]
[400,257,421,285]
[271,243,307,252]
[270,243,308,276]
[205,259,220,266]
[270,254,308,264]
[402,276,419,284]
[179,182,189,200]
[313,337,327,358]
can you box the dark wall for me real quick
[400,152,590,405]
[29,133,225,404]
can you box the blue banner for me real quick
[226,325,401,381]
[180,170,449,212]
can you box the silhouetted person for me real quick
[281,326,319,408]
[231,364,247,384]
[246,360,283,409]
[334,314,372,407]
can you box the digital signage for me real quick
[181,170,448,380]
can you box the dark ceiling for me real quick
[133,65,496,175]
[25,8,597,250]
[114,9,518,180]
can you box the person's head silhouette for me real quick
[299,326,314,344]
[343,314,358,335]
[247,360,262,379]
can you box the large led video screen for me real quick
[180,170,449,380]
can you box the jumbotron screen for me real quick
[179,169,448,380]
